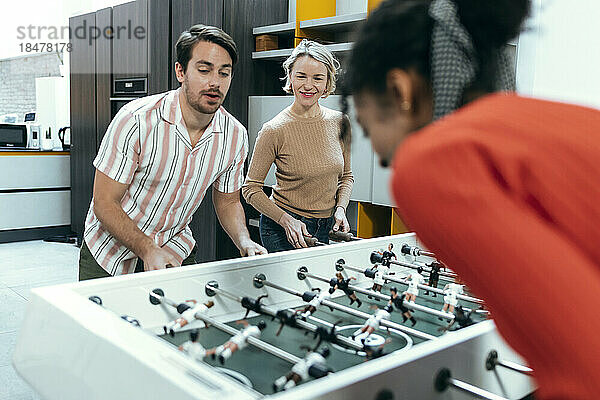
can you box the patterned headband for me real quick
[429,0,516,120]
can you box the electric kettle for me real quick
[58,127,71,150]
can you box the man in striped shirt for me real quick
[79,25,266,279]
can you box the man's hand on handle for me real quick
[141,244,181,271]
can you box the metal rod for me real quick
[149,290,179,308]
[393,259,457,279]
[392,274,487,314]
[497,360,534,375]
[486,350,533,376]
[321,293,436,341]
[435,368,509,400]
[193,313,301,365]
[204,284,242,303]
[392,273,482,305]
[413,261,459,280]
[206,282,363,351]
[284,272,436,340]
[260,279,304,298]
[401,244,437,259]
[419,250,436,258]
[449,378,509,400]
[331,265,455,320]
[365,260,482,304]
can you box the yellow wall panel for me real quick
[391,208,409,234]
[368,0,384,13]
[357,202,392,239]
[295,0,336,45]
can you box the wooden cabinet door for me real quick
[112,0,148,80]
[148,0,171,94]
[170,0,224,90]
[96,7,112,148]
[69,12,97,237]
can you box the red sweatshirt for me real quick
[392,93,600,400]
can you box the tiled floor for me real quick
[0,240,79,400]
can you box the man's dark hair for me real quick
[340,0,530,140]
[176,24,238,72]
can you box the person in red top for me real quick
[342,0,600,399]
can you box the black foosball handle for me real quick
[434,368,509,400]
[485,350,533,376]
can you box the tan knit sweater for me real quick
[242,105,353,222]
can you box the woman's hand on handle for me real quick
[279,213,310,248]
[333,206,350,233]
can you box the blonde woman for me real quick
[242,39,353,252]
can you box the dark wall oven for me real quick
[110,77,148,119]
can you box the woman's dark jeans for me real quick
[260,210,334,253]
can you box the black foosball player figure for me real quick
[438,306,475,333]
[382,243,397,263]
[329,272,362,307]
[272,347,332,392]
[214,320,267,364]
[424,261,443,296]
[388,287,417,326]
[274,309,301,336]
[351,305,392,344]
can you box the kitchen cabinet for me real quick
[69,12,97,238]
[96,7,112,148]
[148,0,171,94]
[170,0,224,90]
[0,153,70,242]
[112,0,148,80]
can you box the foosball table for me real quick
[13,233,535,399]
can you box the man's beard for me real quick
[183,79,223,114]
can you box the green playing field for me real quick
[159,286,485,395]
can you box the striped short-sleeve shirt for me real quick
[83,88,248,275]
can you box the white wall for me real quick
[517,0,600,109]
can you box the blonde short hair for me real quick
[282,39,341,97]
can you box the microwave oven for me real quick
[0,123,41,149]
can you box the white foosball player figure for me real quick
[404,267,425,303]
[441,282,464,315]
[370,263,393,295]
[164,300,215,336]
[214,320,267,364]
[300,290,331,320]
[178,328,215,361]
[351,305,392,344]
[272,347,332,392]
